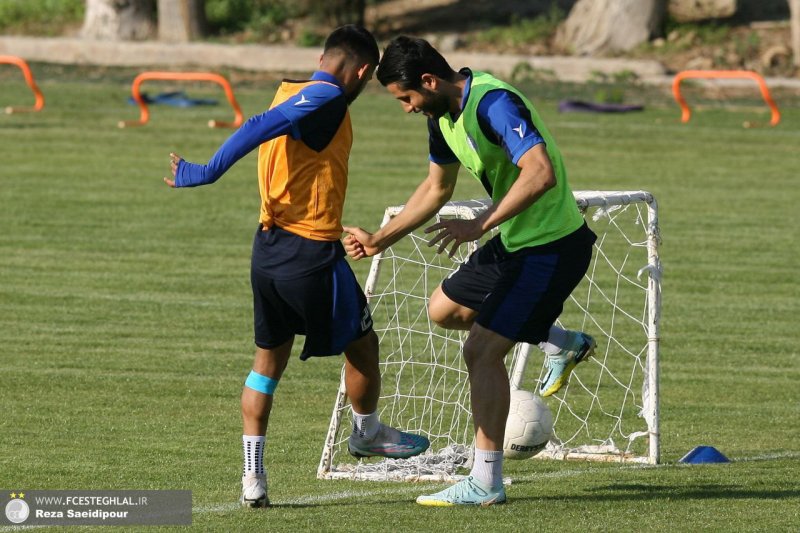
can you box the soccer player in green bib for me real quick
[343,36,597,506]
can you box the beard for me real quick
[419,88,451,119]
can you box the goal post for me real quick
[318,191,661,482]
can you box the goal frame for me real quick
[318,190,661,481]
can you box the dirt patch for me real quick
[629,22,796,77]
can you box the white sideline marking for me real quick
[192,502,240,513]
[192,487,426,514]
[736,451,800,462]
[190,451,800,513]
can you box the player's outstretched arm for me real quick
[344,161,459,259]
[162,105,299,188]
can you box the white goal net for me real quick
[318,191,661,482]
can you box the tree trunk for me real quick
[668,0,736,23]
[555,0,667,55]
[791,0,800,67]
[81,0,156,41]
[157,0,207,42]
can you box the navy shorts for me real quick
[251,256,373,360]
[441,223,596,344]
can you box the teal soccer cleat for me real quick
[348,424,430,459]
[539,331,596,397]
[416,476,506,507]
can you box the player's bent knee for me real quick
[428,305,453,328]
[461,329,510,370]
[428,293,475,330]
[430,311,474,330]
[461,338,483,369]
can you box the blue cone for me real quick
[679,446,731,464]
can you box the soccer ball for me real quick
[503,389,554,459]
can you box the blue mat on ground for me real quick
[559,100,644,113]
[128,91,218,107]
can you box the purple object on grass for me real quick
[558,100,644,113]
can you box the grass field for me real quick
[1,64,799,531]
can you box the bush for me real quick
[474,4,565,49]
[0,0,84,36]
[206,0,301,36]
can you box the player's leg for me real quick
[242,343,293,435]
[306,258,430,459]
[530,233,597,397]
[342,328,380,416]
[417,324,511,507]
[421,236,591,506]
[417,239,518,506]
[240,342,292,508]
[241,254,300,508]
[344,329,431,459]
[462,325,515,452]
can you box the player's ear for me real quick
[356,63,372,80]
[420,73,437,90]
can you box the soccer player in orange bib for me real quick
[164,25,429,508]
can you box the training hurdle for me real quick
[1,55,45,114]
[672,70,780,126]
[119,71,243,128]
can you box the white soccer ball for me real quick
[503,389,554,459]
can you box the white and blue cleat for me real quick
[348,424,430,459]
[416,476,506,507]
[539,331,596,397]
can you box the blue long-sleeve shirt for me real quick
[175,71,345,187]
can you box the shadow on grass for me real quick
[525,483,800,502]
[0,121,49,129]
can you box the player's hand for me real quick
[425,218,483,258]
[342,226,380,260]
[163,152,183,187]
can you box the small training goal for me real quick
[318,191,661,482]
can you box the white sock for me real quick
[242,435,265,476]
[351,408,380,441]
[538,325,569,355]
[470,448,503,489]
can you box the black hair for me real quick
[376,36,454,89]
[324,24,380,66]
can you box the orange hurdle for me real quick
[1,55,45,114]
[672,70,780,126]
[119,71,243,128]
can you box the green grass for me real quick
[1,65,799,531]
